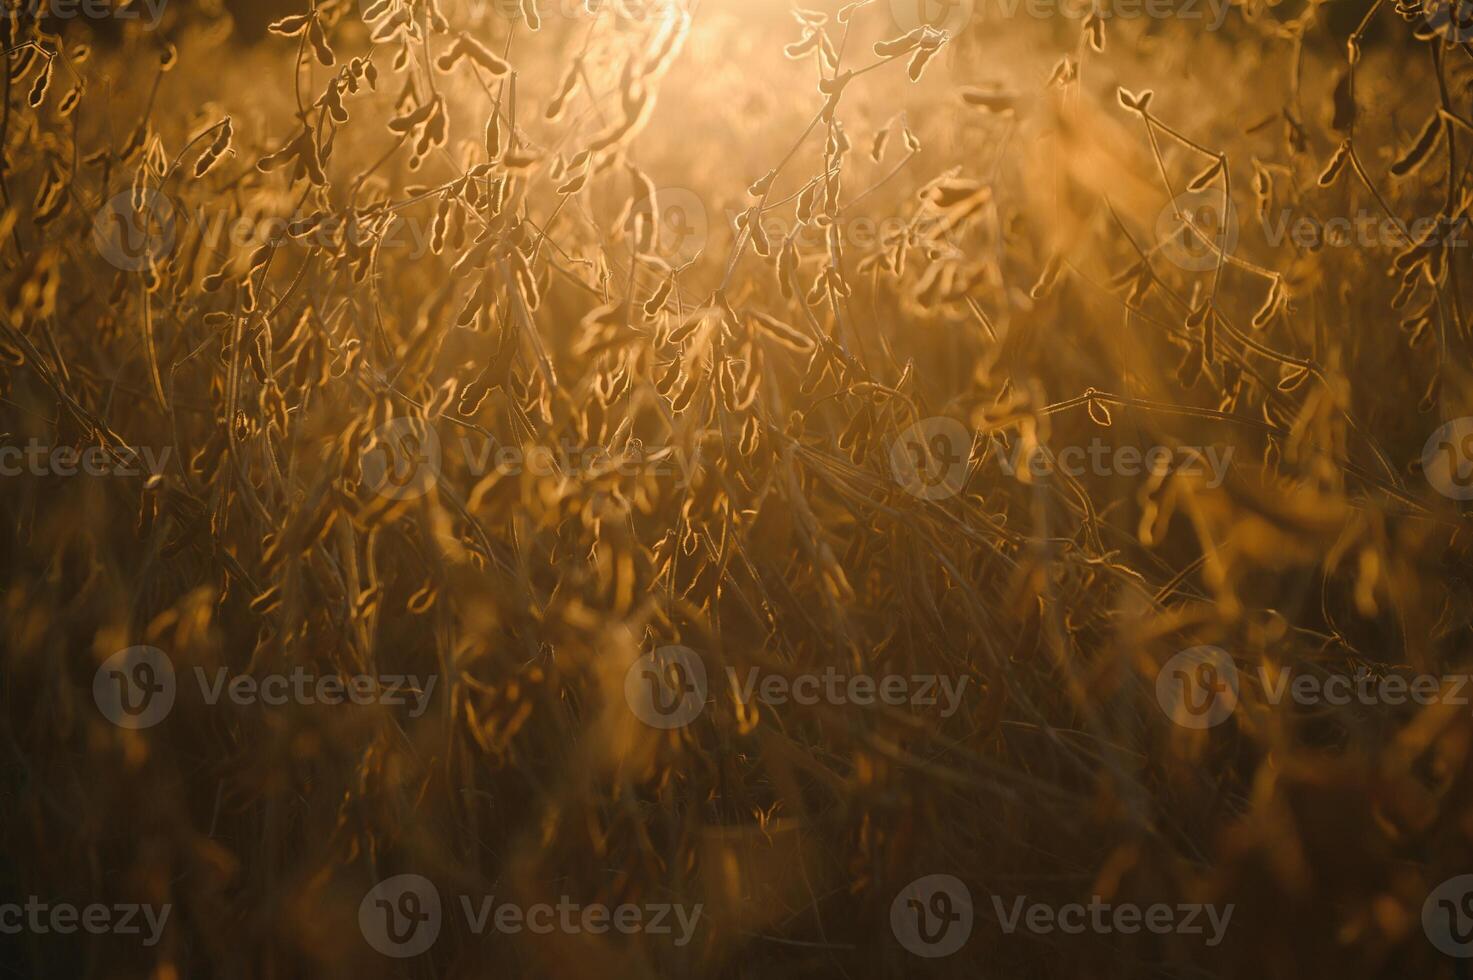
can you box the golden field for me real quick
[2,0,1473,976]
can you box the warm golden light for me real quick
[2,0,1471,976]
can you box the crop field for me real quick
[2,0,1473,976]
